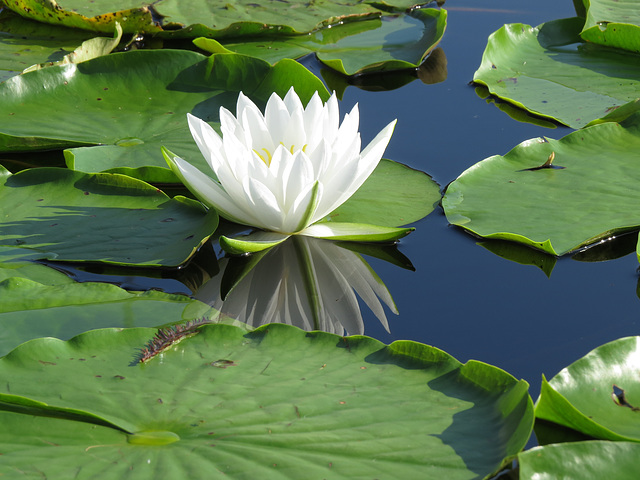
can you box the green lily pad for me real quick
[327,159,440,227]
[0,9,99,83]
[442,113,640,256]
[5,0,425,38]
[535,336,640,442]
[0,167,218,266]
[0,323,532,479]
[473,18,640,128]
[0,278,215,357]
[24,21,123,73]
[195,8,447,76]
[0,50,328,183]
[581,0,640,53]
[518,441,640,480]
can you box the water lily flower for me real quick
[195,236,398,335]
[162,88,413,254]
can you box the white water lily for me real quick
[163,88,411,254]
[195,236,398,336]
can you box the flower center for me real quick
[253,143,307,166]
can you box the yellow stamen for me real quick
[253,148,273,166]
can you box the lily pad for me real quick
[581,0,640,53]
[442,113,640,256]
[0,9,97,83]
[4,0,425,38]
[0,50,328,183]
[0,323,533,479]
[0,278,214,357]
[535,336,640,442]
[0,166,218,266]
[327,159,440,227]
[194,8,447,76]
[518,441,640,480]
[473,18,640,128]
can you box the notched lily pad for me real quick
[0,323,533,479]
[442,113,640,257]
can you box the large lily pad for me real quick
[0,278,214,357]
[581,0,640,53]
[4,0,424,38]
[195,8,447,76]
[518,441,640,480]
[442,113,640,256]
[0,166,218,266]
[473,18,640,128]
[0,50,328,183]
[535,336,640,442]
[0,324,533,479]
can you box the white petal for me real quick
[283,87,304,114]
[322,92,340,144]
[166,154,253,226]
[186,114,223,173]
[243,177,286,231]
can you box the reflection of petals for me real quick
[194,237,397,335]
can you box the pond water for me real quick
[7,0,636,442]
[329,0,639,404]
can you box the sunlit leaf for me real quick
[535,336,640,442]
[442,113,640,256]
[581,0,640,53]
[518,441,640,480]
[0,324,532,479]
[5,0,429,38]
[195,8,447,76]
[474,18,640,128]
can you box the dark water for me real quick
[334,0,638,403]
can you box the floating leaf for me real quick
[5,0,427,38]
[0,167,218,266]
[0,278,214,357]
[0,50,328,183]
[442,113,640,256]
[0,9,97,83]
[0,324,533,479]
[536,336,640,442]
[195,8,447,76]
[518,441,640,480]
[23,22,123,72]
[473,18,640,128]
[581,0,640,53]
[327,159,440,227]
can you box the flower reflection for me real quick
[195,236,399,335]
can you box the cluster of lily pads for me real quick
[0,0,639,478]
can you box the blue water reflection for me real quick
[333,0,638,403]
